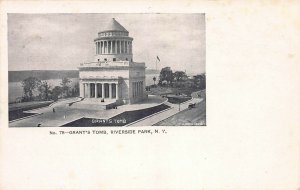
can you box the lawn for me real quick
[147,85,200,97]
[166,96,191,104]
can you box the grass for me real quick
[148,85,200,97]
[167,96,191,104]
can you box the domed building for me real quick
[78,18,147,106]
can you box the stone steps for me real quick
[71,99,117,110]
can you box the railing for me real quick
[79,61,145,68]
[80,61,130,67]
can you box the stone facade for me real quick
[78,18,146,105]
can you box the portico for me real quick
[80,81,119,100]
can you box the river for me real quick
[9,74,159,103]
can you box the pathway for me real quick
[128,96,203,126]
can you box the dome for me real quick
[101,18,128,32]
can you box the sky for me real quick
[8,13,205,75]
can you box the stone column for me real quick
[134,82,136,97]
[130,42,132,54]
[128,42,130,54]
[99,42,100,54]
[83,83,86,98]
[116,83,118,99]
[128,41,130,54]
[107,41,109,54]
[137,82,140,96]
[96,42,98,54]
[140,82,142,96]
[138,82,140,96]
[135,82,137,97]
[141,82,143,96]
[87,83,90,98]
[136,82,140,97]
[109,83,112,99]
[113,40,117,54]
[136,82,138,97]
[132,82,134,97]
[106,40,109,54]
[123,41,125,54]
[112,41,115,54]
[109,41,111,54]
[120,41,122,54]
[107,41,110,54]
[102,41,104,54]
[110,41,113,54]
[80,82,84,98]
[126,41,128,54]
[104,41,106,54]
[101,83,105,98]
[87,83,89,97]
[95,83,97,98]
[100,41,103,54]
[124,41,126,54]
[123,41,126,53]
[142,81,144,96]
[99,42,101,54]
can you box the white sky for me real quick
[8,13,205,75]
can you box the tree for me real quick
[38,81,51,100]
[158,67,173,85]
[153,76,157,85]
[51,86,62,101]
[71,82,79,97]
[60,77,71,97]
[193,73,206,89]
[21,77,41,101]
[173,71,187,82]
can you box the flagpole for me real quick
[155,59,157,71]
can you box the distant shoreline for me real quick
[8,69,160,82]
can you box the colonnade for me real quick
[132,81,143,98]
[81,82,118,99]
[96,40,132,54]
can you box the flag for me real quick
[156,56,160,62]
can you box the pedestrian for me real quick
[53,108,55,113]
